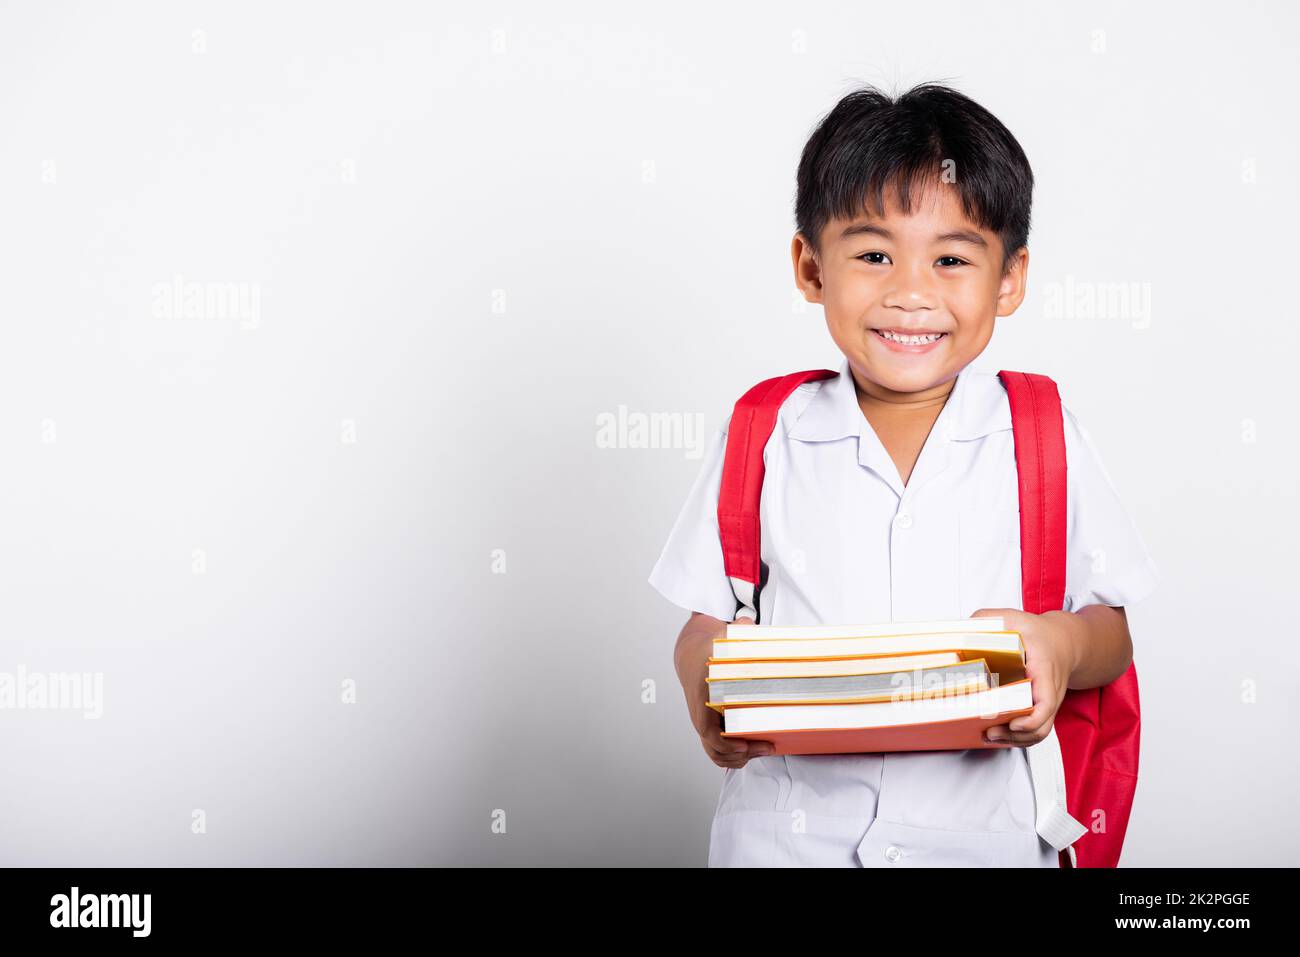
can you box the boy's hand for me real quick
[970,607,1080,746]
[674,612,775,768]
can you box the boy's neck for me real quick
[850,370,956,421]
[848,370,957,488]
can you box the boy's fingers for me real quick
[999,725,1052,745]
[987,716,1054,745]
[1012,673,1058,733]
[700,718,744,749]
[704,741,750,767]
[1010,710,1054,742]
[704,727,773,757]
[984,723,1010,743]
[707,735,748,755]
[1010,701,1049,734]
[705,739,773,767]
[714,755,749,769]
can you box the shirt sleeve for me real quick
[647,415,740,622]
[1060,403,1161,611]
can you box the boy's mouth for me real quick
[870,327,949,353]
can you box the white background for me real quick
[0,0,1295,866]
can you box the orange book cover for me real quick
[720,679,1034,755]
[721,708,1032,755]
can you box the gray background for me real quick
[0,0,1295,866]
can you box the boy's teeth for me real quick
[878,330,945,344]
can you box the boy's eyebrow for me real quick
[839,222,989,248]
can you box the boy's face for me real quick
[792,181,1028,399]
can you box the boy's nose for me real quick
[881,270,940,310]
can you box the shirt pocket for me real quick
[958,507,1023,612]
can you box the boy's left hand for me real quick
[970,607,1078,747]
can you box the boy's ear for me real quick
[791,233,824,304]
[995,246,1029,317]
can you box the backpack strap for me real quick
[998,371,1069,615]
[718,369,838,621]
[997,370,1090,866]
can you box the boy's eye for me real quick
[858,252,968,267]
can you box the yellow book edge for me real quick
[706,653,990,681]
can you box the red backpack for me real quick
[717,368,1141,868]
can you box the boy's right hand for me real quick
[674,612,774,769]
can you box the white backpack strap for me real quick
[728,577,757,623]
[1025,726,1088,854]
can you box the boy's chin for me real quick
[856,357,952,395]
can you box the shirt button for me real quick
[884,845,902,862]
[894,512,913,530]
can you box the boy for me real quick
[649,83,1159,867]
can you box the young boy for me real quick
[649,83,1160,867]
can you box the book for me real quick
[711,631,1026,683]
[707,659,991,708]
[707,650,962,681]
[719,679,1033,754]
[711,617,1032,755]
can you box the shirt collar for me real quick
[787,357,1012,443]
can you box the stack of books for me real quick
[712,617,1033,755]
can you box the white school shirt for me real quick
[649,357,1160,868]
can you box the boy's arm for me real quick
[1056,604,1133,690]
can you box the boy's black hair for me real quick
[795,83,1034,273]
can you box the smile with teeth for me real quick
[873,329,947,345]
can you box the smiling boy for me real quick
[649,83,1159,867]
